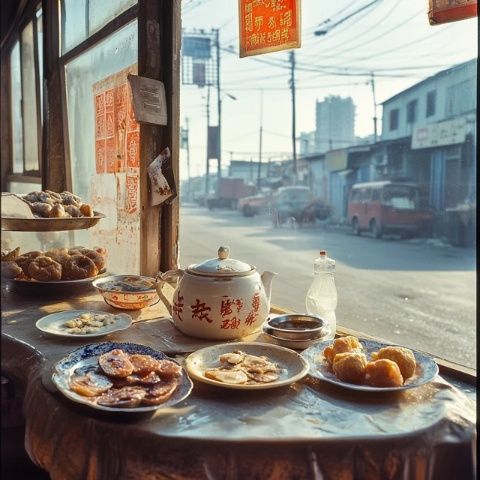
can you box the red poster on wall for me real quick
[429,0,477,24]
[238,0,301,58]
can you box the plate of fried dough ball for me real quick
[1,246,108,293]
[1,190,105,231]
[302,336,438,392]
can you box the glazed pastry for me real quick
[49,203,68,218]
[30,202,53,218]
[1,246,20,262]
[60,191,82,206]
[46,247,69,257]
[332,352,367,384]
[79,249,106,272]
[365,359,404,388]
[15,251,43,275]
[63,254,98,279]
[64,205,83,217]
[371,346,416,379]
[79,203,94,217]
[97,386,146,408]
[323,336,363,366]
[142,378,179,405]
[128,354,161,376]
[28,255,62,281]
[98,349,134,378]
[1,261,23,279]
[24,191,43,203]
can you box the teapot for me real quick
[156,246,276,340]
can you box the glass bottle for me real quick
[305,250,337,340]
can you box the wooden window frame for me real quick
[0,1,43,191]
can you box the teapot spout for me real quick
[261,270,277,304]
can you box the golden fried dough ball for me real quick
[79,203,94,217]
[332,352,367,384]
[323,335,363,366]
[365,359,404,388]
[49,204,68,218]
[371,346,416,379]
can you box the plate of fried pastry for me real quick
[302,336,439,392]
[185,342,310,390]
[1,190,105,231]
[52,342,193,412]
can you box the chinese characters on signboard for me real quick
[93,65,140,214]
[428,0,477,24]
[238,0,301,58]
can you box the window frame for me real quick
[389,108,399,131]
[406,99,417,124]
[426,90,436,117]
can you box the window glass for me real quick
[426,90,436,117]
[371,189,380,201]
[65,20,139,273]
[383,186,417,209]
[61,0,137,54]
[406,100,417,123]
[21,21,39,172]
[10,41,23,174]
[179,0,477,369]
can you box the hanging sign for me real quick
[238,0,301,58]
[428,0,477,25]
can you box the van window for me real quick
[350,189,361,202]
[383,185,417,209]
[371,189,380,201]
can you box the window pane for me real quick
[10,41,23,173]
[65,21,139,273]
[180,1,477,369]
[21,21,39,172]
[61,0,137,54]
[37,7,43,124]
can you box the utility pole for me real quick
[215,28,222,181]
[185,117,191,200]
[370,72,378,143]
[290,50,298,184]
[205,86,211,197]
[257,89,264,190]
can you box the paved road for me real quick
[179,204,476,369]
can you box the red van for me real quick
[347,181,433,238]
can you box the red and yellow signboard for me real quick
[239,0,301,58]
[429,0,477,25]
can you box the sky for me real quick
[180,0,478,180]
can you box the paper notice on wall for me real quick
[147,148,175,206]
[428,0,477,25]
[127,74,168,125]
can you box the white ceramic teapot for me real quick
[156,246,276,340]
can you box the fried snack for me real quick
[371,346,416,380]
[1,261,23,279]
[79,248,106,271]
[205,368,249,384]
[142,378,180,405]
[156,359,183,379]
[24,191,43,203]
[49,203,68,218]
[365,359,404,388]
[60,191,82,206]
[15,251,44,275]
[63,254,98,279]
[46,247,69,257]
[323,335,363,366]
[98,349,134,378]
[70,372,113,397]
[97,386,146,408]
[64,205,83,217]
[28,256,62,281]
[79,203,94,217]
[129,354,161,376]
[45,190,63,203]
[332,352,367,384]
[1,247,20,262]
[30,202,53,218]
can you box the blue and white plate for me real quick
[302,339,439,392]
[52,342,194,413]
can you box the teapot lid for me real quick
[187,246,255,277]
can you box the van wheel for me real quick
[371,219,382,239]
[352,218,360,236]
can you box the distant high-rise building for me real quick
[315,96,355,153]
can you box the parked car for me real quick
[237,193,270,217]
[301,198,332,223]
[347,181,433,238]
[271,186,313,227]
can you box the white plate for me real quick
[52,342,193,413]
[302,339,439,392]
[36,310,132,338]
[185,342,309,390]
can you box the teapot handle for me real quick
[155,269,184,315]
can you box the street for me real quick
[179,204,476,369]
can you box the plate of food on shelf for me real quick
[1,190,105,231]
[36,310,132,339]
[52,342,193,413]
[302,335,439,392]
[1,245,108,293]
[185,342,310,390]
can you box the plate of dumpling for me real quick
[185,342,310,390]
[302,336,438,392]
[52,342,193,412]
